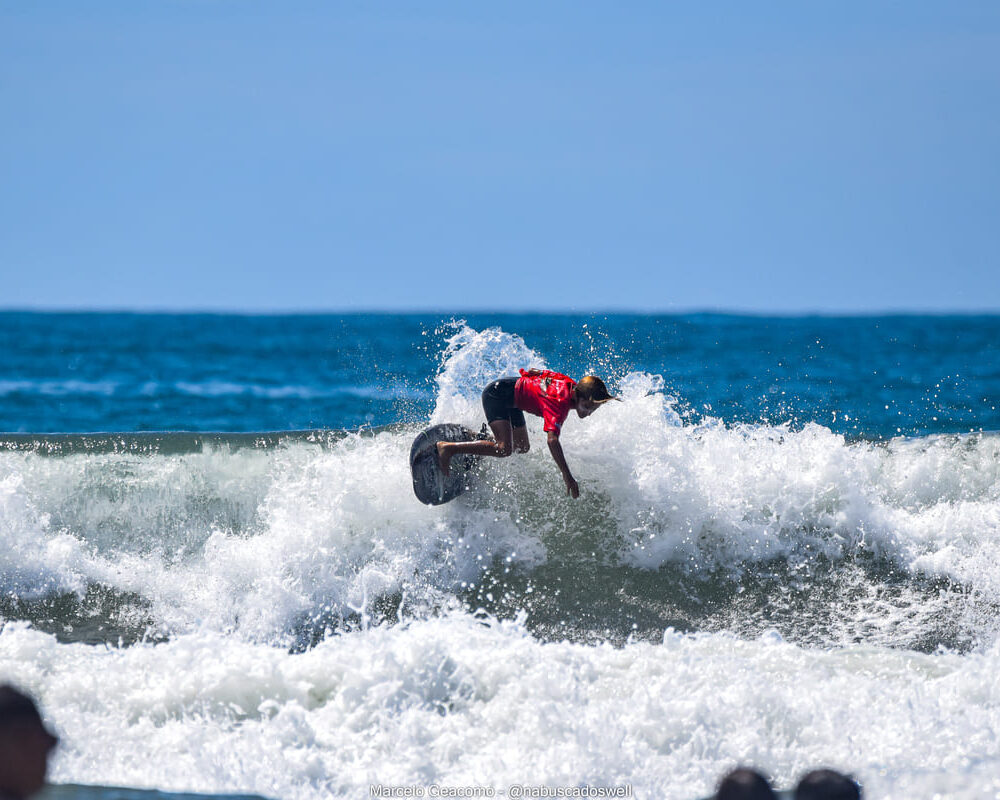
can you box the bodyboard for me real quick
[410,423,480,505]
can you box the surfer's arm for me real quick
[546,431,579,499]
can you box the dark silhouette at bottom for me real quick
[0,684,59,800]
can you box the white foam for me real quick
[0,473,88,598]
[1,616,997,800]
[0,379,118,397]
[566,376,1000,589]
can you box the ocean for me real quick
[1,312,998,800]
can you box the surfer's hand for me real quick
[436,442,451,477]
[565,477,579,499]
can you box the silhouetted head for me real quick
[715,768,778,800]
[794,769,861,800]
[0,685,59,799]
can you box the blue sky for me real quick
[2,2,998,312]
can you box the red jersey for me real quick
[514,369,576,433]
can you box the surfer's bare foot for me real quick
[436,442,451,477]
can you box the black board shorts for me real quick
[482,378,526,428]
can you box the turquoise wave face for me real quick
[1,312,998,436]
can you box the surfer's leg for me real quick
[436,378,520,476]
[436,420,513,476]
[488,419,514,456]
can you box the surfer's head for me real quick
[574,376,618,417]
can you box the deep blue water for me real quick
[1,311,997,437]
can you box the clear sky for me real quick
[2,2,998,313]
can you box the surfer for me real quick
[436,368,618,498]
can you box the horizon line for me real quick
[2,305,1000,318]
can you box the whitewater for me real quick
[1,318,999,799]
